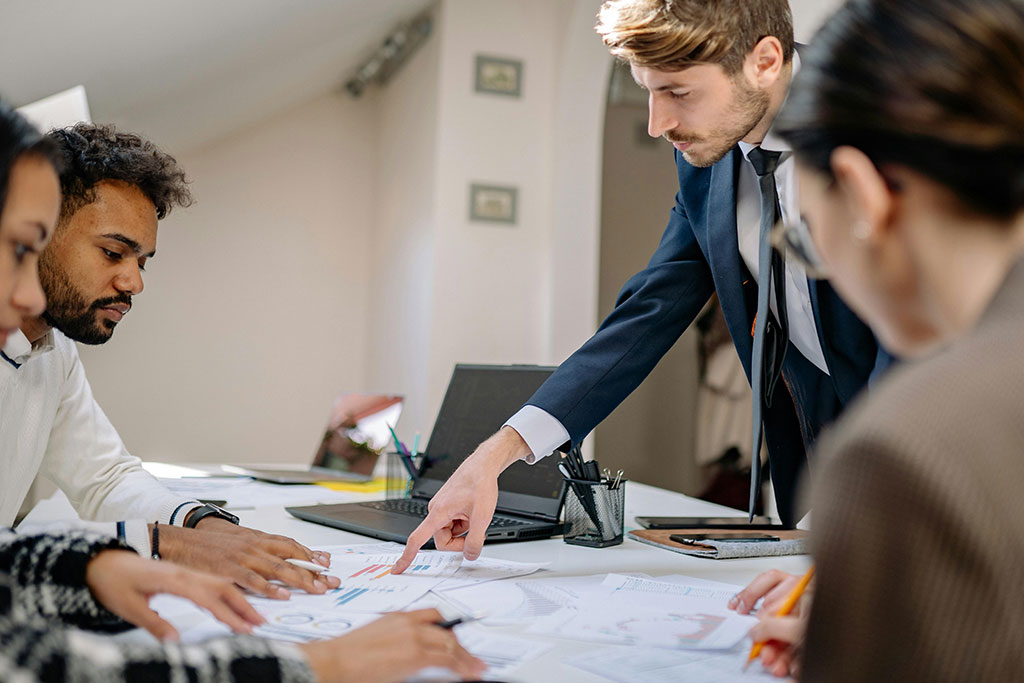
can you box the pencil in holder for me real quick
[563,479,626,547]
[385,452,426,500]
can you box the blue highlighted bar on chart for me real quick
[336,588,369,606]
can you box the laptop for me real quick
[286,364,568,546]
[224,394,403,484]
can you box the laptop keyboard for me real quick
[360,499,526,528]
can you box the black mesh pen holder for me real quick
[563,479,626,548]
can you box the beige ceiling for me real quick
[1,0,431,151]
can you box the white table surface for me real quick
[222,480,810,682]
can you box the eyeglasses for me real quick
[771,216,829,279]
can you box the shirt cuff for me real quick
[122,520,151,556]
[504,405,570,464]
[157,499,204,527]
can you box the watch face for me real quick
[190,504,239,527]
[210,505,239,523]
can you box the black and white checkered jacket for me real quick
[0,529,314,683]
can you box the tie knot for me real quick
[747,147,783,177]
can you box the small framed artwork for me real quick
[469,184,518,224]
[474,55,523,97]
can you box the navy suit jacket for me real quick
[528,146,887,526]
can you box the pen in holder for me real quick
[563,478,626,548]
[385,451,427,500]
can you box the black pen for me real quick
[435,613,486,629]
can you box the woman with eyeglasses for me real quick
[730,0,1024,679]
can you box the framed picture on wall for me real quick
[469,183,518,224]
[474,55,523,97]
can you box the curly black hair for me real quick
[47,123,192,222]
[0,99,64,221]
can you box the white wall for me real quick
[422,0,574,429]
[79,93,377,463]
[74,0,845,467]
[364,0,579,438]
[363,19,442,438]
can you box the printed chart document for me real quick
[438,574,608,625]
[528,574,757,650]
[565,644,780,683]
[304,550,464,612]
[322,542,548,591]
[252,605,379,643]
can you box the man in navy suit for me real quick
[396,0,885,572]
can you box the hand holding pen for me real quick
[744,566,814,676]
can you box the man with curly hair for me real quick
[0,123,342,599]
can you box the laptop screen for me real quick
[411,364,566,518]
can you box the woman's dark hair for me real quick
[47,123,192,222]
[776,0,1024,219]
[0,99,63,221]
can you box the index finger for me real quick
[728,570,794,614]
[395,514,444,573]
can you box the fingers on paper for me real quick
[395,516,440,573]
[129,603,180,642]
[728,569,796,614]
[161,569,264,632]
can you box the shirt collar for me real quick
[2,328,56,366]
[738,51,801,161]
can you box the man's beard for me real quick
[39,257,130,345]
[666,79,771,168]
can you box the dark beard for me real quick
[39,259,130,345]
[668,79,771,168]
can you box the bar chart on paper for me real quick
[314,551,463,612]
[346,562,436,581]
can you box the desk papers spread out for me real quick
[527,574,757,650]
[565,644,781,683]
[147,596,551,681]
[157,476,357,509]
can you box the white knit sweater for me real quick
[1,328,199,552]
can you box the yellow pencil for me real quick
[744,565,815,670]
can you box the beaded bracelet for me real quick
[151,521,160,560]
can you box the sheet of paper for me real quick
[252,605,379,643]
[157,476,357,509]
[600,573,739,601]
[439,574,607,625]
[279,551,465,612]
[319,543,548,592]
[528,574,756,650]
[433,557,548,590]
[565,644,780,683]
[411,627,554,682]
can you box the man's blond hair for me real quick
[596,0,794,74]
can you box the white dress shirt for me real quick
[1,329,200,553]
[507,66,830,462]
